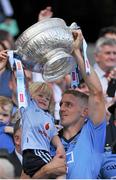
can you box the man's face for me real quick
[60,94,83,128]
[14,128,22,153]
[95,45,116,71]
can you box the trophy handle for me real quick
[69,22,80,31]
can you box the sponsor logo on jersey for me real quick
[45,123,50,130]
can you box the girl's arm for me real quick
[52,135,65,157]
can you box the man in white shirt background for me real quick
[94,37,116,94]
[93,37,116,147]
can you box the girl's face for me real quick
[34,92,50,110]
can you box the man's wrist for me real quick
[44,162,57,178]
[32,163,53,179]
[73,49,82,57]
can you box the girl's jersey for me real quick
[21,99,58,152]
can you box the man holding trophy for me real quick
[26,28,106,179]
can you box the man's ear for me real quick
[94,53,100,63]
[81,107,88,118]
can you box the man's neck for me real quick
[97,63,111,73]
[63,120,84,140]
[15,147,22,155]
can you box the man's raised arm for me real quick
[72,30,106,125]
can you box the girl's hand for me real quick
[38,6,53,21]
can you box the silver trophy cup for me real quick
[15,18,78,82]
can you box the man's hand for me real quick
[107,67,116,82]
[38,6,53,21]
[33,154,66,179]
[48,154,66,177]
[72,29,83,51]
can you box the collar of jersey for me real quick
[59,129,81,143]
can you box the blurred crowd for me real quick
[0,3,116,179]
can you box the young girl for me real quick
[21,82,65,178]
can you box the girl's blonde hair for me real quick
[29,82,55,114]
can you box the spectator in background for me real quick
[0,49,12,98]
[99,138,116,179]
[0,96,14,153]
[93,37,116,125]
[95,26,116,106]
[0,30,15,99]
[0,0,19,37]
[0,29,14,49]
[98,26,116,40]
[0,0,14,20]
[106,100,116,147]
[0,148,15,178]
[0,158,14,178]
[94,37,116,94]
[93,33,116,178]
[9,119,22,178]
